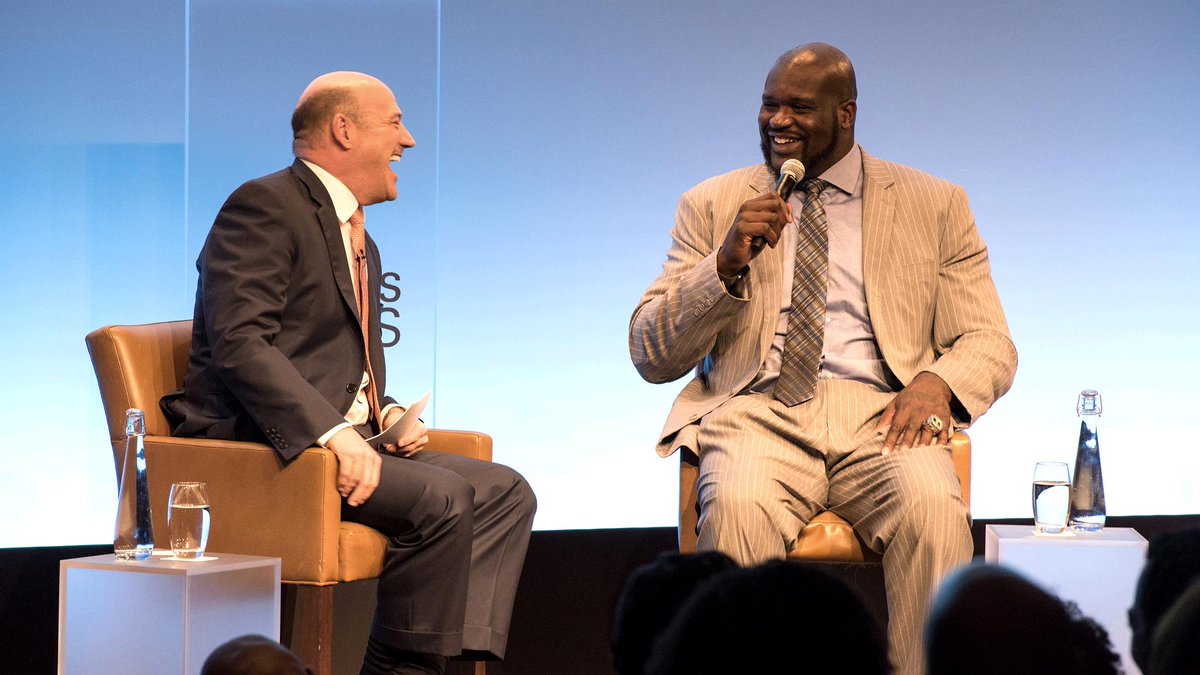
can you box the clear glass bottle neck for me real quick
[125,408,146,437]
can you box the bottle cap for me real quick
[1076,389,1102,416]
[125,408,146,436]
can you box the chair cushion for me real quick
[788,511,879,562]
[338,522,389,582]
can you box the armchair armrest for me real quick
[426,429,493,462]
[950,431,971,506]
[140,436,342,584]
[138,428,493,584]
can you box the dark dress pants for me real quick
[342,449,536,659]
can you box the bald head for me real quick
[292,72,387,155]
[775,43,857,103]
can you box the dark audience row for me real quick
[612,528,1200,675]
[195,528,1200,674]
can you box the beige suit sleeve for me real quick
[922,185,1018,424]
[629,187,751,384]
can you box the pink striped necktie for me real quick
[348,208,382,425]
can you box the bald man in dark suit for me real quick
[164,72,535,675]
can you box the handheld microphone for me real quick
[751,158,805,253]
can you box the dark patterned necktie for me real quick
[349,208,382,424]
[774,178,829,407]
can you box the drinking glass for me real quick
[1032,462,1070,534]
[168,482,211,559]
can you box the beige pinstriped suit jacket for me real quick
[630,149,1017,457]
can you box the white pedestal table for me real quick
[985,524,1147,674]
[59,551,281,674]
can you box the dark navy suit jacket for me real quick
[163,159,396,460]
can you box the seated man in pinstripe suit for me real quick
[629,43,1016,674]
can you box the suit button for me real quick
[346,383,357,394]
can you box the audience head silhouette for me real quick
[612,551,737,675]
[644,559,889,675]
[1129,527,1200,671]
[201,634,312,675]
[925,563,1118,675]
[1146,578,1200,675]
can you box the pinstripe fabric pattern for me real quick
[775,179,830,406]
[629,151,1016,458]
[629,149,1016,675]
[694,380,971,674]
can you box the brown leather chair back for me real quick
[85,320,192,441]
[85,320,193,481]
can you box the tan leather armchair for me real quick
[679,432,971,561]
[86,320,491,675]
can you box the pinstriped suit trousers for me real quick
[694,379,972,675]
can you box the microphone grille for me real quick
[781,159,805,181]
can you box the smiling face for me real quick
[292,72,416,207]
[758,46,857,179]
[344,81,415,206]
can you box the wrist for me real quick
[914,370,953,401]
[717,265,748,285]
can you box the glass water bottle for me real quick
[114,408,155,559]
[1069,389,1106,532]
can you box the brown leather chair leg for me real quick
[283,584,334,675]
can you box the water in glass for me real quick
[1032,462,1070,534]
[168,482,211,559]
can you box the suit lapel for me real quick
[861,151,896,316]
[291,160,361,323]
[746,166,784,364]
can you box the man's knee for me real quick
[698,479,776,528]
[416,473,476,533]
[485,464,538,522]
[892,451,967,519]
[901,489,969,529]
[890,486,972,562]
[511,472,537,520]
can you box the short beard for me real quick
[759,135,778,178]
[758,111,842,180]
[805,121,840,178]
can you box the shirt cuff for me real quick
[379,403,401,428]
[317,422,352,447]
[718,266,749,298]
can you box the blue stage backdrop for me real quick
[1,0,1197,547]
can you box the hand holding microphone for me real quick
[750,159,805,253]
[716,159,807,282]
